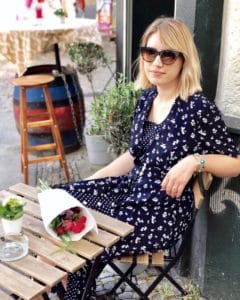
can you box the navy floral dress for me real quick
[57,88,239,299]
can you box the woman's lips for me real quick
[150,70,166,76]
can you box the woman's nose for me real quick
[152,55,164,66]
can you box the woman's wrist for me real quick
[192,153,205,173]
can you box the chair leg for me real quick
[55,281,66,300]
[108,261,137,296]
[20,87,29,184]
[108,261,147,299]
[43,86,70,182]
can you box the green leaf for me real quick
[0,198,25,220]
[59,234,77,254]
[37,179,50,192]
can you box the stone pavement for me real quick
[0,38,201,300]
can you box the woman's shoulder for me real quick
[139,87,157,100]
[186,92,218,113]
[136,87,157,109]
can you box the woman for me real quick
[58,17,240,299]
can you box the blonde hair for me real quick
[134,17,202,100]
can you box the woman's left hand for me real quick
[161,155,197,198]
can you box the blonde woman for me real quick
[57,17,240,299]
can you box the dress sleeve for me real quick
[195,96,239,157]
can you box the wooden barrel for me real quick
[13,65,85,153]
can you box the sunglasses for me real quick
[140,47,183,64]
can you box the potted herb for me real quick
[0,196,26,234]
[54,8,65,23]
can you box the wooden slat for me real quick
[114,255,133,264]
[28,154,61,164]
[8,183,38,202]
[27,119,53,128]
[0,190,24,202]
[116,254,149,265]
[88,208,134,237]
[23,198,41,218]
[23,214,103,260]
[151,252,164,266]
[203,172,213,190]
[85,228,120,247]
[137,254,149,265]
[0,289,14,300]
[0,263,46,300]
[25,232,85,273]
[28,143,56,152]
[6,255,66,287]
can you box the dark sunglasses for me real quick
[140,47,183,64]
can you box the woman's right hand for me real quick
[161,155,197,198]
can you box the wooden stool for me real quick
[12,74,70,184]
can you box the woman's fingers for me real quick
[161,155,196,198]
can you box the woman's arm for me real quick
[162,154,240,198]
[197,154,240,177]
[86,150,135,180]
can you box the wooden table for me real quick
[0,183,134,300]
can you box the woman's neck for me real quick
[156,85,179,103]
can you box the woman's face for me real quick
[143,32,184,89]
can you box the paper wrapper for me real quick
[38,188,98,241]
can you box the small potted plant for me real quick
[84,86,113,165]
[0,196,26,235]
[68,42,111,101]
[54,8,65,23]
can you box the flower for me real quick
[37,179,98,253]
[49,207,87,253]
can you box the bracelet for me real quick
[193,153,205,173]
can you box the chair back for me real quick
[193,172,213,209]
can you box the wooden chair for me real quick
[12,74,70,184]
[107,172,213,299]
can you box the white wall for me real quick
[215,0,240,119]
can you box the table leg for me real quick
[81,256,101,300]
[54,43,62,73]
[42,292,51,300]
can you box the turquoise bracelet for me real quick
[193,153,205,173]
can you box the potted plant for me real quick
[102,74,142,156]
[85,74,142,164]
[54,8,65,23]
[0,196,26,234]
[84,84,113,165]
[68,42,111,100]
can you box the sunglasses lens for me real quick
[140,47,157,62]
[160,50,178,65]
